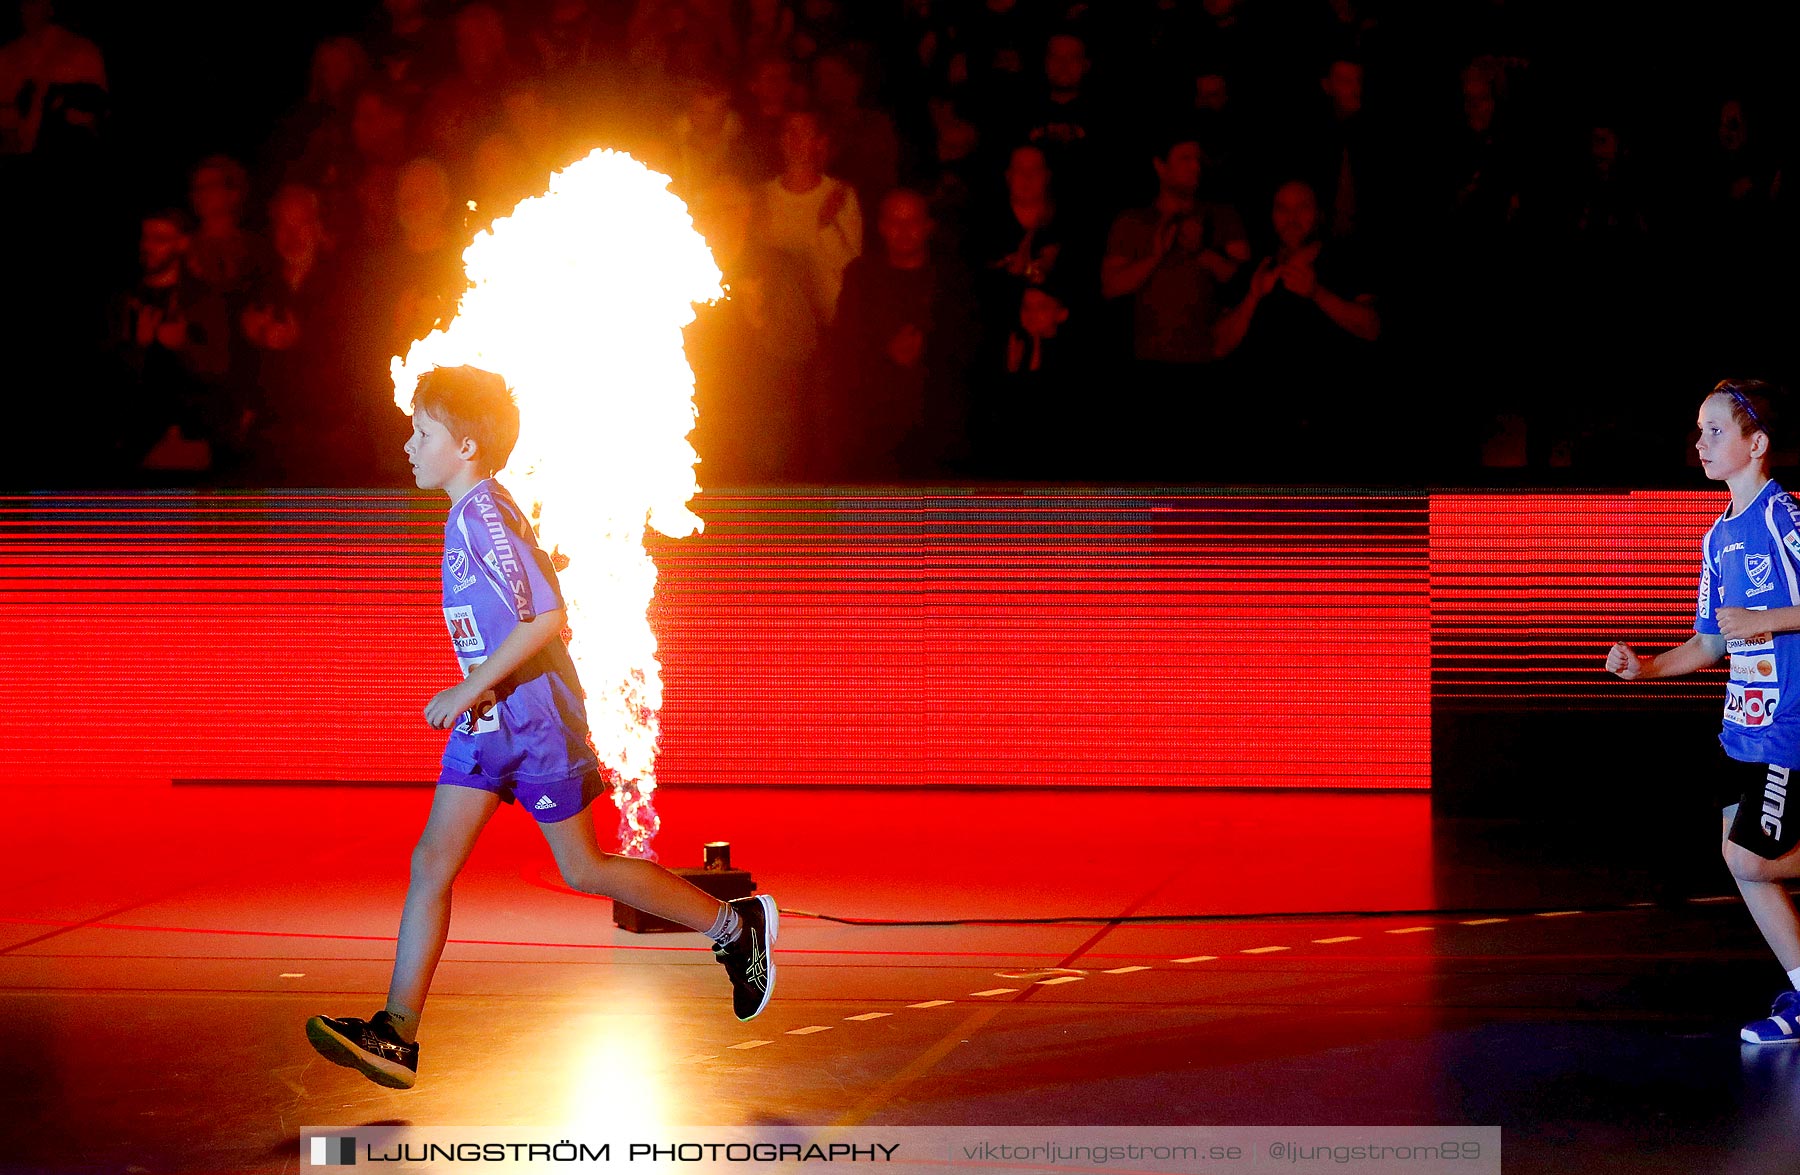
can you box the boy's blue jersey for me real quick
[1695,479,1800,767]
[440,478,596,784]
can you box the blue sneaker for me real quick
[1741,990,1800,1045]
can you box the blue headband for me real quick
[1725,385,1766,429]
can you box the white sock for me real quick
[705,903,742,947]
[1787,966,1800,991]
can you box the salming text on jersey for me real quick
[473,487,534,620]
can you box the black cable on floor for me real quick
[776,895,1766,928]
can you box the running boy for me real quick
[305,365,776,1089]
[1607,378,1800,1045]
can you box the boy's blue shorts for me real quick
[436,678,602,824]
[437,763,606,825]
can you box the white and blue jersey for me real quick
[439,478,596,785]
[1695,479,1800,768]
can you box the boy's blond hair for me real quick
[413,365,520,473]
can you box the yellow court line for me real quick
[834,1005,1008,1128]
[715,905,1630,1076]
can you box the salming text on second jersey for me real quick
[1695,479,1800,767]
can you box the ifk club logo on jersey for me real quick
[308,1135,356,1165]
[1746,553,1776,596]
[445,547,477,592]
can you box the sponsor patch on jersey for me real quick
[1724,541,1746,554]
[445,547,478,593]
[1725,682,1780,728]
[1728,633,1776,654]
[1785,531,1800,566]
[1700,568,1713,619]
[1746,553,1776,597]
[445,605,484,654]
[1731,653,1779,683]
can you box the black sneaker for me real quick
[305,1010,419,1089]
[714,894,777,1021]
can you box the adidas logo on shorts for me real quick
[534,796,556,810]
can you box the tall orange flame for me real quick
[393,149,722,858]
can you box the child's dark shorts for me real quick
[438,764,605,825]
[1722,754,1800,860]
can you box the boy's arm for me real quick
[1611,632,1725,681]
[1720,605,1800,636]
[425,609,568,729]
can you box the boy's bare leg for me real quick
[387,785,503,1022]
[538,805,724,930]
[1723,806,1800,972]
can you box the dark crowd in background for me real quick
[6,0,1800,490]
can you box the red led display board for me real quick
[1430,492,1724,709]
[0,488,1728,789]
[650,491,1431,788]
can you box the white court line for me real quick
[1103,966,1152,974]
[786,1026,832,1036]
[1535,911,1582,918]
[1241,946,1290,955]
[970,988,1018,997]
[1037,976,1084,986]
[1313,936,1360,944]
[908,1000,954,1009]
[728,1040,773,1051]
[1387,926,1434,935]
[1462,918,1508,925]
[1172,955,1218,963]
[844,1012,891,1021]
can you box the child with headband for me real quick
[1607,378,1800,1045]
